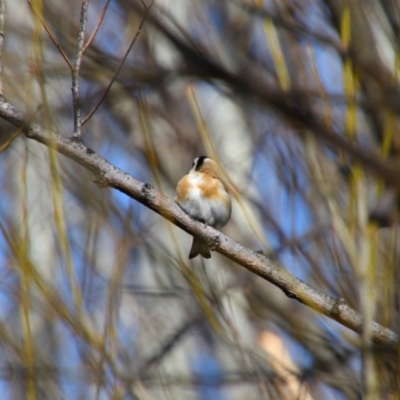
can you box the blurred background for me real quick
[1,0,400,398]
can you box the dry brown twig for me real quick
[82,0,111,53]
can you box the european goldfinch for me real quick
[175,156,232,259]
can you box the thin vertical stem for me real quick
[72,0,89,139]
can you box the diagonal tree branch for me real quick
[0,98,397,346]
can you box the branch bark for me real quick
[0,98,397,346]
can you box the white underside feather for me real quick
[178,173,230,228]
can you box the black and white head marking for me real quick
[191,156,209,172]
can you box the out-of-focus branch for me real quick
[72,0,89,139]
[0,98,397,346]
[138,315,201,379]
[242,4,346,56]
[145,14,400,188]
[27,0,73,70]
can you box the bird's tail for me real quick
[189,237,211,259]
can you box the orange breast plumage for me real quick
[175,171,231,228]
[175,156,232,259]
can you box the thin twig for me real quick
[0,0,6,97]
[83,0,110,53]
[72,0,89,139]
[81,0,154,126]
[27,0,73,70]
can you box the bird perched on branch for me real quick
[175,156,232,259]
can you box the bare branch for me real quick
[0,97,397,346]
[71,0,89,139]
[83,0,110,53]
[81,0,154,126]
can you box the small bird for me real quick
[175,156,232,259]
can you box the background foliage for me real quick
[1,0,400,399]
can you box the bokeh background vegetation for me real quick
[1,0,400,398]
